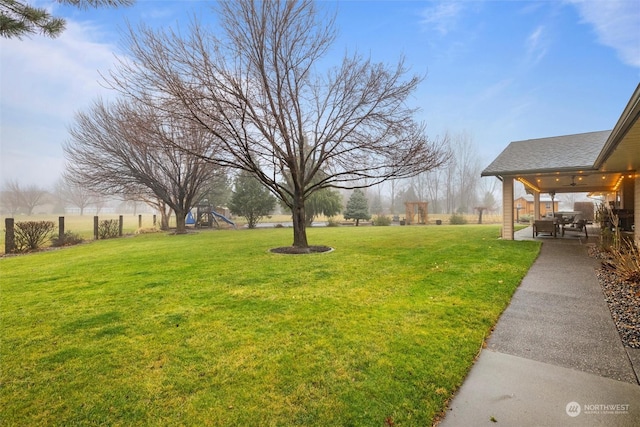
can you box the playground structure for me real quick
[186,205,237,229]
[404,201,428,225]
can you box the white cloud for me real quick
[567,0,640,68]
[525,25,549,65]
[1,20,118,120]
[0,20,120,187]
[420,1,464,36]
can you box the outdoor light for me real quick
[517,177,541,192]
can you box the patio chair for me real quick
[562,219,588,238]
[533,220,557,238]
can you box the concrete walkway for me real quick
[439,226,640,426]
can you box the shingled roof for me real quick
[481,130,612,177]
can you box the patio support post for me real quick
[502,176,515,240]
[533,191,541,220]
[635,175,640,247]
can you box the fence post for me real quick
[94,216,99,240]
[138,214,142,229]
[5,218,15,254]
[119,215,123,237]
[58,216,65,244]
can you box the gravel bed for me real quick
[589,245,640,349]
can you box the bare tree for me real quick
[421,131,451,214]
[478,176,499,213]
[444,145,457,214]
[54,177,95,215]
[23,184,49,215]
[106,0,449,249]
[422,168,444,214]
[452,131,481,213]
[144,197,172,230]
[1,180,48,215]
[387,179,403,215]
[1,180,23,215]
[64,98,221,233]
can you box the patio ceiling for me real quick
[516,170,627,195]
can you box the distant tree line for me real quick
[1,128,499,222]
[349,131,500,218]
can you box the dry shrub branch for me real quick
[14,221,55,252]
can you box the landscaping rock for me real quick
[590,245,640,349]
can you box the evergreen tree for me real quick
[229,172,276,229]
[0,0,133,39]
[344,189,371,226]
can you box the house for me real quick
[514,196,558,219]
[482,83,639,244]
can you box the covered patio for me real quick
[482,83,640,245]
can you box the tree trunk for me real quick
[291,194,309,248]
[175,208,187,234]
[160,210,170,230]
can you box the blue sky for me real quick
[1,0,639,187]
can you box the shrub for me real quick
[372,215,391,226]
[51,231,84,247]
[98,219,120,239]
[449,213,467,225]
[608,242,640,284]
[326,217,340,227]
[518,214,533,223]
[14,221,55,252]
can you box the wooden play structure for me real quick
[186,205,236,229]
[404,201,428,225]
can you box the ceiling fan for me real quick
[565,175,587,187]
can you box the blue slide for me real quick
[186,210,196,225]
[211,210,237,229]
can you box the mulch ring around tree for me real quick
[269,245,333,255]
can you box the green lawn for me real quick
[0,226,539,426]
